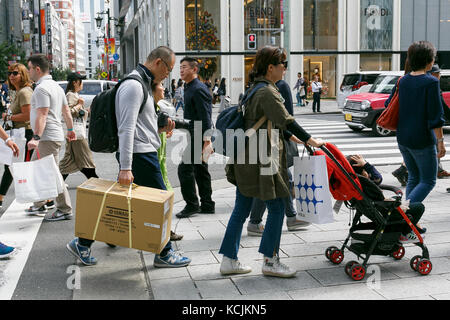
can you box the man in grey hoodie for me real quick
[67,46,191,268]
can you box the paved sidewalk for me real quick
[143,165,450,300]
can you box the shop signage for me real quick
[360,0,393,50]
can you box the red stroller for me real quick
[310,143,432,281]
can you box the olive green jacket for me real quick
[225,77,295,201]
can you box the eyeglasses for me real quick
[8,71,19,77]
[161,59,173,72]
[281,61,288,69]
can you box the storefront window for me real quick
[185,0,220,51]
[360,53,392,71]
[304,0,338,50]
[244,0,282,50]
[360,0,393,50]
[304,56,336,98]
[195,56,220,82]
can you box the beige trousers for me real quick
[32,141,72,214]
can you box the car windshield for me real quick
[441,75,450,92]
[369,75,400,94]
[342,75,361,86]
[80,83,102,95]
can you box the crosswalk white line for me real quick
[0,201,43,300]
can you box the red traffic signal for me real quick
[247,34,256,50]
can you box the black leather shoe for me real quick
[176,206,199,218]
[199,207,215,214]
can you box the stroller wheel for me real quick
[391,246,405,260]
[330,249,344,265]
[345,261,359,276]
[410,255,422,271]
[417,259,433,275]
[350,264,366,281]
[325,246,338,261]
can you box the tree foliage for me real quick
[0,42,26,81]
[51,66,72,81]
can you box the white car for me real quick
[337,72,381,109]
[57,80,118,108]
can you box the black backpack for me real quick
[88,71,149,153]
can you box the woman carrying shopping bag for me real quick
[0,63,33,210]
[59,72,99,182]
[219,46,325,278]
[0,126,19,256]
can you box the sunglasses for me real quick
[281,61,288,69]
[8,71,19,77]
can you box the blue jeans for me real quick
[219,188,285,259]
[296,92,303,106]
[398,144,437,203]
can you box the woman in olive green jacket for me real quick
[219,46,325,278]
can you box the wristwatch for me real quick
[32,134,41,141]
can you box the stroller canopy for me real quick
[314,143,364,201]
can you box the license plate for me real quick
[345,114,352,121]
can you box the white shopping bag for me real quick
[294,155,334,224]
[73,119,86,140]
[11,154,61,203]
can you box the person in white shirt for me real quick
[311,75,323,113]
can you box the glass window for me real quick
[360,53,392,71]
[304,55,337,97]
[80,82,102,95]
[185,0,220,51]
[304,0,338,50]
[244,0,282,49]
[369,75,400,94]
[360,0,393,50]
[441,75,450,92]
[195,56,220,82]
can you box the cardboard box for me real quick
[75,178,173,254]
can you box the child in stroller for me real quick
[314,144,432,280]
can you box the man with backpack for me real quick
[67,46,191,268]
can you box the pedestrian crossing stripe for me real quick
[170,119,450,166]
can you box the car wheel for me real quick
[372,121,394,137]
[348,126,364,133]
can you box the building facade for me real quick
[44,1,68,68]
[119,0,450,103]
[51,0,76,70]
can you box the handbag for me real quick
[376,78,402,131]
[284,139,299,168]
[73,118,87,140]
[11,151,64,203]
[293,149,334,224]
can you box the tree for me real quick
[51,66,72,81]
[186,11,220,51]
[0,41,26,80]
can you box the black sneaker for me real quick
[45,200,56,210]
[25,205,48,215]
[176,206,199,219]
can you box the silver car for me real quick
[337,72,381,109]
[57,80,118,108]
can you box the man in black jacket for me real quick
[176,57,215,218]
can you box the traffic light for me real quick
[247,34,256,50]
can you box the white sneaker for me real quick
[220,256,252,275]
[286,216,311,231]
[262,256,296,278]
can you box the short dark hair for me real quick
[27,54,50,73]
[146,46,174,64]
[407,41,436,72]
[180,57,199,73]
[249,46,287,83]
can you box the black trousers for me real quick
[0,129,34,196]
[385,202,425,235]
[312,93,321,112]
[177,138,214,210]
